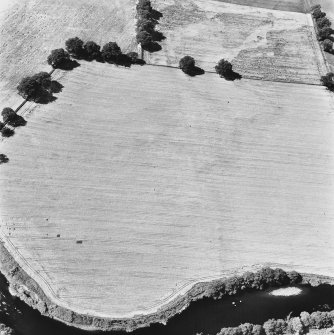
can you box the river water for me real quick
[0,273,333,335]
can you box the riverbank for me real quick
[1,240,333,332]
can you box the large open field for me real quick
[0,0,136,108]
[148,0,326,84]
[1,62,334,319]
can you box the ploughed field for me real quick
[148,0,326,84]
[1,62,334,317]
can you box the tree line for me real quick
[215,310,334,335]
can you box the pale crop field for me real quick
[148,0,326,84]
[0,0,136,108]
[1,62,334,318]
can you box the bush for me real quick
[317,17,331,29]
[1,127,14,137]
[0,121,4,130]
[47,48,70,68]
[215,59,233,78]
[318,26,334,40]
[101,42,122,63]
[1,107,16,123]
[263,319,287,335]
[323,39,333,52]
[65,37,84,57]
[84,41,101,60]
[300,311,312,328]
[321,72,334,91]
[31,72,52,90]
[179,56,196,74]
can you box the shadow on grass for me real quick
[8,115,27,127]
[183,66,205,77]
[152,30,166,42]
[57,59,80,71]
[35,92,58,104]
[142,42,162,53]
[50,81,64,94]
[0,154,9,164]
[151,9,163,20]
[223,71,242,81]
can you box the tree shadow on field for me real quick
[151,9,163,20]
[186,66,205,77]
[224,70,242,81]
[50,80,64,94]
[57,59,80,71]
[35,91,57,104]
[142,41,162,53]
[8,115,27,127]
[152,30,166,42]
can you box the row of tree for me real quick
[311,5,334,53]
[136,0,163,51]
[216,310,334,335]
[179,56,241,80]
[47,37,141,69]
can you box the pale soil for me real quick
[215,0,307,13]
[269,287,302,296]
[148,0,326,84]
[1,62,334,319]
[0,0,137,108]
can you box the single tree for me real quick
[84,41,101,60]
[318,26,334,40]
[47,48,70,68]
[31,72,52,90]
[127,52,139,63]
[215,59,233,78]
[65,37,84,57]
[136,30,153,47]
[321,72,334,91]
[312,8,326,19]
[137,18,156,33]
[323,39,333,52]
[1,127,14,137]
[179,56,195,74]
[101,42,122,63]
[17,76,42,100]
[1,108,16,123]
[317,17,331,29]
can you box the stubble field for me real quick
[148,0,326,84]
[1,62,334,318]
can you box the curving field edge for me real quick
[1,235,333,332]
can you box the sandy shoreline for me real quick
[0,238,333,332]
